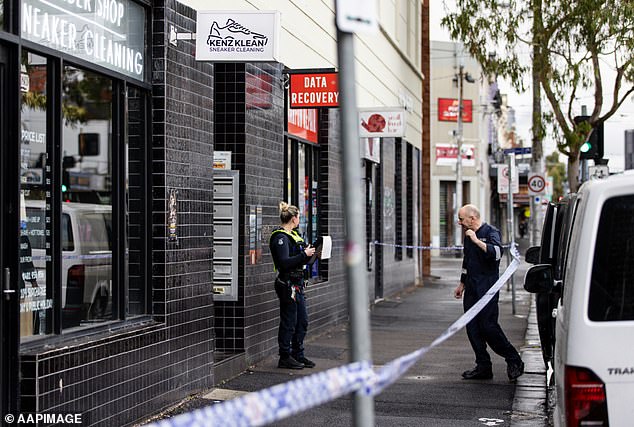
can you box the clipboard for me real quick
[307,235,332,264]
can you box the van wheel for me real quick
[88,295,111,319]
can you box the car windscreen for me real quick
[588,195,634,321]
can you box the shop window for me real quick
[19,52,147,339]
[395,139,403,261]
[406,143,413,258]
[19,51,51,338]
[60,65,113,329]
[285,137,323,280]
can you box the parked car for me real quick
[524,193,577,370]
[524,171,634,426]
[25,201,112,327]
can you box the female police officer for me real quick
[270,202,316,369]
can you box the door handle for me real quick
[3,268,14,300]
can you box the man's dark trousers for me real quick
[463,287,521,369]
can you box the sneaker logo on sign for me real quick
[206,19,269,48]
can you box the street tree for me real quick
[442,0,634,192]
[546,151,567,201]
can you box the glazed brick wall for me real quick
[213,67,350,364]
[19,2,216,425]
[309,108,348,321]
[150,0,215,403]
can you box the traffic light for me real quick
[573,116,604,160]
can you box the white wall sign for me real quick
[435,143,476,167]
[358,108,406,138]
[21,0,146,81]
[213,151,232,170]
[196,11,280,62]
[360,138,381,163]
[497,164,519,194]
[336,0,378,34]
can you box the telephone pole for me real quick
[454,63,465,248]
[530,0,544,246]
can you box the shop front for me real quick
[1,0,219,424]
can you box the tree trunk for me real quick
[567,151,580,193]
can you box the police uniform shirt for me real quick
[269,228,308,280]
[460,223,503,292]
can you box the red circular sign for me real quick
[528,175,546,193]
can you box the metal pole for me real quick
[336,28,375,427]
[454,64,464,248]
[507,153,516,315]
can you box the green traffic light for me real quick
[581,141,591,153]
[62,184,68,192]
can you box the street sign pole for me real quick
[336,5,375,425]
[507,154,516,315]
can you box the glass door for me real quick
[0,42,20,420]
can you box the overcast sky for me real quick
[430,1,630,171]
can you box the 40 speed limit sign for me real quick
[528,174,546,195]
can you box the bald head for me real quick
[461,204,480,219]
[458,204,482,231]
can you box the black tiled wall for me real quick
[19,1,216,425]
[150,0,215,401]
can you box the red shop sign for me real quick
[288,108,318,143]
[289,72,339,108]
[438,98,473,123]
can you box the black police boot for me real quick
[507,361,524,381]
[294,356,316,368]
[278,356,304,370]
[461,366,493,380]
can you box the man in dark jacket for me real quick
[453,204,524,381]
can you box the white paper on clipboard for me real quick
[320,236,332,260]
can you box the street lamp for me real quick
[454,64,475,248]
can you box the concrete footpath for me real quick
[142,245,549,426]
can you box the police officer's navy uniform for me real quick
[461,223,523,378]
[269,227,312,368]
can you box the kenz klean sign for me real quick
[196,11,280,62]
[289,72,339,108]
[21,0,146,81]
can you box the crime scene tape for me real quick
[145,245,521,427]
[372,241,515,251]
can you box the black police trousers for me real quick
[274,278,308,359]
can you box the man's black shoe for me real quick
[507,361,524,381]
[295,356,316,368]
[278,356,304,370]
[461,367,493,380]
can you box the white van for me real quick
[25,201,112,327]
[524,171,634,426]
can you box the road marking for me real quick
[202,388,248,401]
[478,418,504,426]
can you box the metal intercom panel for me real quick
[212,169,239,301]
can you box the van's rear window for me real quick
[588,195,634,321]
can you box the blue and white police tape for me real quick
[366,244,521,396]
[145,245,521,427]
[372,241,516,251]
[146,361,374,427]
